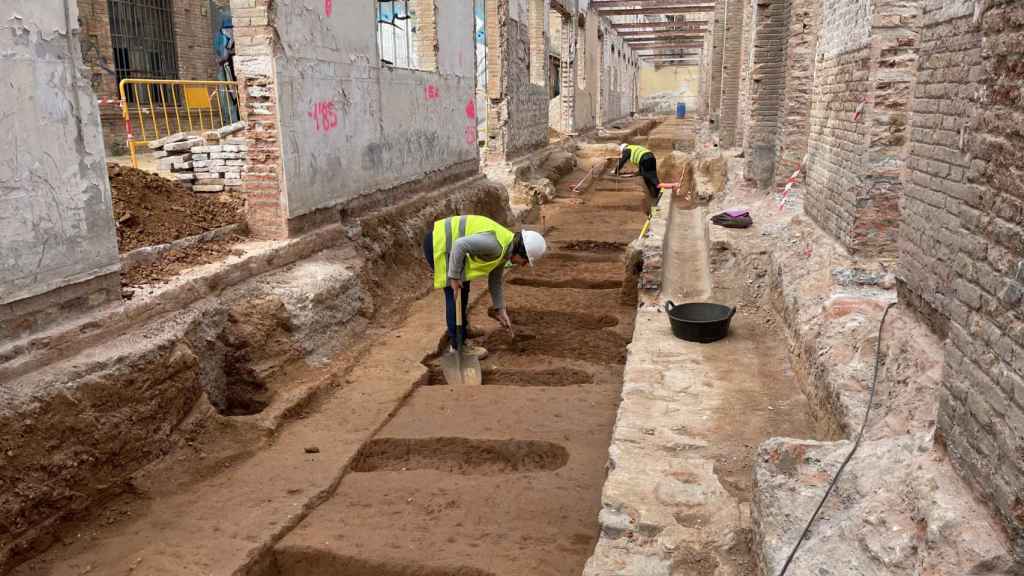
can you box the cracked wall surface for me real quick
[233,0,479,237]
[0,1,120,317]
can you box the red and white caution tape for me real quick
[853,97,867,122]
[778,153,809,211]
[96,97,122,106]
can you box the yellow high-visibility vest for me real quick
[626,144,651,166]
[432,215,515,288]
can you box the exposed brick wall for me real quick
[77,0,225,154]
[412,0,439,72]
[742,0,788,188]
[804,43,872,251]
[709,0,726,124]
[900,0,1024,556]
[485,1,549,160]
[736,0,754,151]
[698,20,715,116]
[558,13,576,133]
[529,0,547,86]
[231,0,286,239]
[718,0,745,147]
[772,0,818,188]
[804,0,920,257]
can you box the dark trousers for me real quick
[423,231,470,348]
[638,154,660,200]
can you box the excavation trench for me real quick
[9,143,642,576]
[422,366,594,387]
[244,148,646,576]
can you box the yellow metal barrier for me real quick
[118,78,240,168]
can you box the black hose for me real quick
[776,301,897,576]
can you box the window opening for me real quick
[377,0,419,69]
[108,0,178,102]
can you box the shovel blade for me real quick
[438,350,482,386]
[460,353,482,387]
[439,350,465,386]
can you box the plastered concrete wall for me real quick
[898,0,1024,556]
[639,65,699,115]
[270,0,478,219]
[0,1,120,308]
[574,14,599,132]
[597,26,637,125]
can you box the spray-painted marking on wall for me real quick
[465,98,476,119]
[325,0,333,17]
[464,126,477,145]
[424,85,441,100]
[308,101,338,132]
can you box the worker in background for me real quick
[422,215,547,359]
[614,142,660,207]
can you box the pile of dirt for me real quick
[120,236,246,287]
[109,163,245,252]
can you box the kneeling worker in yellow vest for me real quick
[422,215,547,359]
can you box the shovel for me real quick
[439,289,482,386]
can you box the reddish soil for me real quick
[109,163,244,252]
[250,150,647,576]
[120,235,246,287]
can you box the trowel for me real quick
[439,290,482,386]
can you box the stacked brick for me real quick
[231,0,287,239]
[147,121,247,193]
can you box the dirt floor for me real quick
[10,125,819,576]
[9,146,645,576]
[255,155,647,576]
[109,163,245,253]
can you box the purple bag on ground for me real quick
[712,207,753,229]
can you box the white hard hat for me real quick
[620,143,628,152]
[521,230,547,266]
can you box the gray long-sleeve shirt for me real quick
[447,231,508,309]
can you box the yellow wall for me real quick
[639,65,700,114]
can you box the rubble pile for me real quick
[147,121,247,192]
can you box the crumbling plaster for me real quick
[270,0,479,220]
[0,0,120,306]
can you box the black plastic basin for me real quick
[664,301,736,343]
